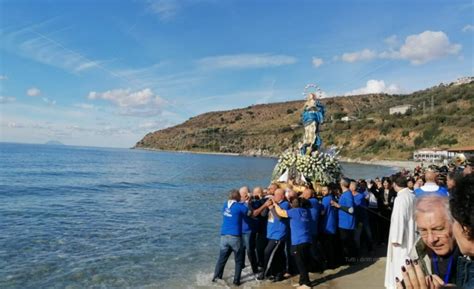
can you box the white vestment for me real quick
[385,188,416,289]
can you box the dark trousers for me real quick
[368,208,380,244]
[339,228,356,263]
[255,231,267,268]
[310,235,326,272]
[242,232,258,273]
[379,208,391,244]
[321,233,338,269]
[213,235,244,284]
[260,239,286,279]
[285,235,298,274]
[291,243,312,286]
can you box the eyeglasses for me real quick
[417,228,449,237]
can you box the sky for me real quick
[0,0,472,148]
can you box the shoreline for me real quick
[340,158,421,171]
[133,147,424,171]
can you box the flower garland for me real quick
[272,149,342,185]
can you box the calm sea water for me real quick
[0,143,397,289]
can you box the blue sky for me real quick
[0,0,472,147]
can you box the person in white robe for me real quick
[385,177,416,289]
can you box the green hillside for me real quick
[135,81,474,160]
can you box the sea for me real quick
[0,142,398,289]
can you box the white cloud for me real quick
[42,97,56,105]
[345,79,401,96]
[87,88,166,116]
[138,120,163,130]
[0,75,8,80]
[88,88,162,107]
[341,49,377,63]
[384,35,398,47]
[0,96,16,103]
[462,24,474,32]
[197,53,297,69]
[339,31,461,65]
[2,24,107,77]
[74,103,96,110]
[27,87,41,97]
[75,60,105,72]
[312,57,324,68]
[147,0,179,20]
[7,122,25,128]
[389,31,462,65]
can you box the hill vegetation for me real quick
[135,81,474,160]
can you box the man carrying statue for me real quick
[300,92,325,155]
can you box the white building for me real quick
[341,116,357,122]
[389,104,413,115]
[452,76,474,86]
[447,146,474,159]
[413,148,448,162]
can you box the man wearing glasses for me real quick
[408,194,460,286]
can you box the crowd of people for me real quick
[212,160,474,289]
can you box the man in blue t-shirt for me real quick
[321,185,338,268]
[213,189,269,286]
[273,197,314,288]
[239,186,259,274]
[352,180,373,255]
[257,188,290,282]
[302,188,326,272]
[331,178,357,263]
[414,170,449,197]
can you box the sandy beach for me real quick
[195,246,387,289]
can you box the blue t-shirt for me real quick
[353,192,368,224]
[414,186,449,198]
[308,198,321,236]
[338,191,355,230]
[267,200,290,240]
[287,207,312,245]
[242,201,260,233]
[220,201,249,236]
[321,194,338,234]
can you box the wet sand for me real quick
[198,246,387,289]
[248,257,386,289]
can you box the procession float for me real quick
[271,84,342,193]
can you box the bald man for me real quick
[257,188,290,281]
[414,170,449,197]
[239,186,259,274]
[252,186,268,269]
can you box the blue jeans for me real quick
[213,235,244,284]
[242,232,258,273]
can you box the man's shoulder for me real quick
[280,200,291,209]
[309,198,318,206]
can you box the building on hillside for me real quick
[341,116,357,122]
[389,104,413,115]
[452,77,474,86]
[413,148,448,162]
[447,146,474,159]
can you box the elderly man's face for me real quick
[416,208,455,256]
[253,188,262,199]
[274,189,285,203]
[321,187,329,196]
[349,182,357,192]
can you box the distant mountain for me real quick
[135,81,474,160]
[45,140,65,146]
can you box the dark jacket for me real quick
[456,256,474,289]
